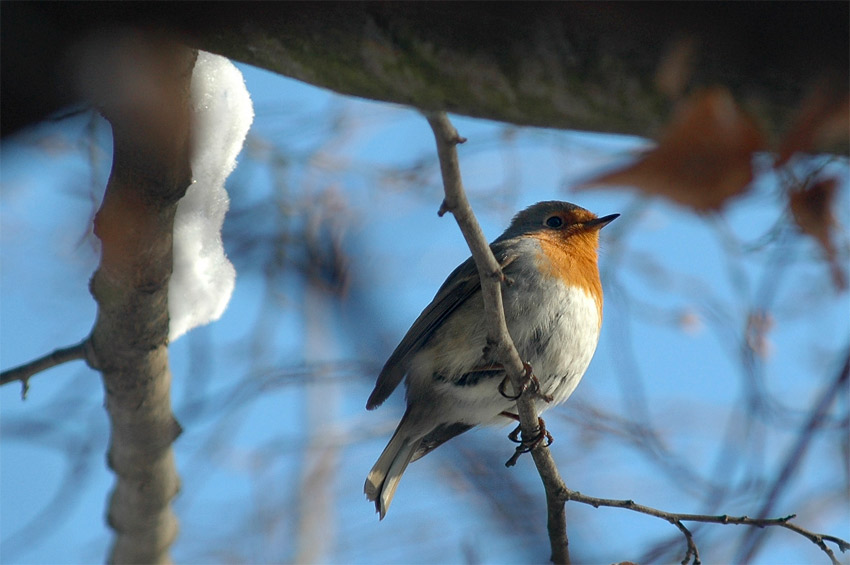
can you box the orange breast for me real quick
[531,232,604,328]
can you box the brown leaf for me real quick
[578,87,766,212]
[789,177,847,290]
[778,80,850,166]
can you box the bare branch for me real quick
[0,339,91,399]
[424,110,571,564]
[779,520,850,565]
[562,489,850,565]
[422,111,850,565]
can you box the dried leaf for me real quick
[578,87,766,212]
[778,80,850,166]
[789,177,847,290]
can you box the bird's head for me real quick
[497,201,619,246]
[498,201,618,320]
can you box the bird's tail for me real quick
[364,412,421,519]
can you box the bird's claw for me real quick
[498,362,553,402]
[505,416,554,467]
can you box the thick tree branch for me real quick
[561,488,850,565]
[0,339,91,399]
[3,3,847,153]
[78,33,196,564]
[425,111,571,564]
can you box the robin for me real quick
[364,200,618,519]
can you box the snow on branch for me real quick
[169,52,253,341]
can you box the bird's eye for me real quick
[545,215,563,228]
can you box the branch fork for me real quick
[422,109,849,565]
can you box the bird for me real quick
[364,200,618,518]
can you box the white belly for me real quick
[405,274,601,427]
[505,280,600,408]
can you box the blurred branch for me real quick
[736,347,850,563]
[561,489,850,565]
[0,418,100,560]
[0,339,91,399]
[557,402,718,494]
[425,111,571,565]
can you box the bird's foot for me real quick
[498,362,553,402]
[504,416,553,467]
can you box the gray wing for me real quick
[366,241,521,409]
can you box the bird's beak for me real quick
[583,213,619,230]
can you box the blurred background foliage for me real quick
[1,64,848,564]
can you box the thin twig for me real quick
[779,520,850,565]
[0,339,91,399]
[562,488,850,565]
[424,110,571,565]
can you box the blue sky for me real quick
[1,61,849,564]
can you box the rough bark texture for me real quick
[85,39,196,564]
[2,3,847,152]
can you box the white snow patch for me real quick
[169,52,253,341]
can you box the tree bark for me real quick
[85,36,196,564]
[2,3,847,151]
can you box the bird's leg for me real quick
[503,416,554,467]
[498,362,553,402]
[499,411,521,440]
[498,362,533,400]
